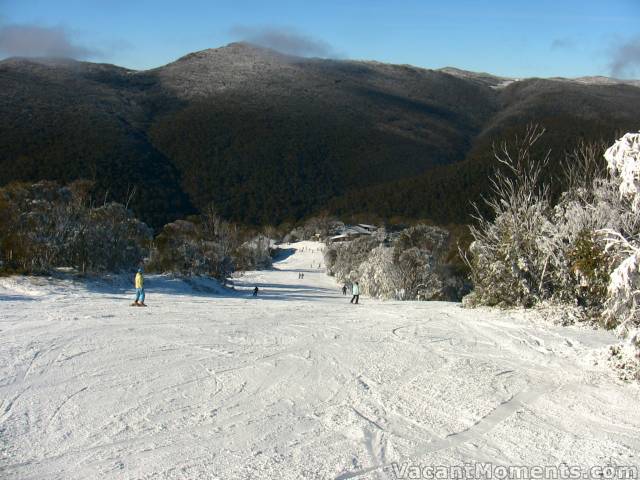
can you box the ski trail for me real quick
[1,241,638,480]
[335,386,545,480]
[48,386,89,425]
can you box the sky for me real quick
[0,0,639,79]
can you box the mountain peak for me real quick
[168,41,293,66]
[438,67,510,87]
[154,42,301,98]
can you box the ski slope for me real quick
[1,241,639,479]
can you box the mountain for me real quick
[0,57,192,228]
[1,43,639,228]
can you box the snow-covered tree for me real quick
[463,127,635,314]
[0,181,152,274]
[598,132,640,378]
[605,133,640,213]
[356,245,402,299]
[286,215,343,242]
[149,208,242,278]
[324,235,379,285]
[236,234,274,270]
[464,125,556,307]
[325,224,466,300]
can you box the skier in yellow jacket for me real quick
[132,268,146,307]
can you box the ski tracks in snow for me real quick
[1,241,639,479]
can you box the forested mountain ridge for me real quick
[1,42,639,227]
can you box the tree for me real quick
[464,125,554,307]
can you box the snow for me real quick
[605,132,640,212]
[1,241,639,479]
[490,79,517,90]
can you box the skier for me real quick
[350,281,360,304]
[342,285,347,295]
[132,267,146,307]
[253,286,259,297]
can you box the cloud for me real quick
[229,25,336,57]
[609,36,640,78]
[550,37,575,50]
[0,23,100,59]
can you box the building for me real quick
[329,224,378,243]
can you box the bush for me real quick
[0,180,151,274]
[464,127,626,311]
[235,234,274,271]
[566,230,610,309]
[325,224,466,301]
[325,235,379,284]
[464,125,555,307]
[356,245,402,299]
[285,215,343,242]
[463,129,640,379]
[148,206,240,278]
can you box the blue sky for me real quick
[1,0,639,78]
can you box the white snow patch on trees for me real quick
[600,133,640,378]
[605,132,640,212]
[325,226,466,301]
[465,128,640,379]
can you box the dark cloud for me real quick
[610,36,640,78]
[550,37,575,50]
[0,23,100,59]
[229,25,336,57]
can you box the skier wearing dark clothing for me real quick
[253,286,259,297]
[342,285,347,295]
[350,282,360,304]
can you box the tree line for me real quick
[0,181,274,279]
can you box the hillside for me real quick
[330,79,640,223]
[1,43,639,227]
[0,58,193,228]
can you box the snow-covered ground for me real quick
[1,241,639,479]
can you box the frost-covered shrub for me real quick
[464,126,556,307]
[235,234,274,271]
[149,208,240,278]
[356,245,402,299]
[286,215,343,242]
[605,132,640,212]
[0,181,151,274]
[608,339,640,382]
[602,241,640,332]
[393,225,450,260]
[393,225,465,301]
[324,235,379,284]
[549,171,638,311]
[599,133,640,353]
[465,201,556,307]
[464,127,630,311]
[565,231,610,308]
[82,203,152,272]
[463,129,640,378]
[326,224,466,301]
[605,243,640,379]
